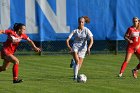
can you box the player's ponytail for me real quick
[78,16,90,24]
[82,16,90,23]
[13,23,19,31]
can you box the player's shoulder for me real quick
[5,29,15,34]
[73,29,78,33]
[5,29,13,32]
[21,33,28,37]
[84,27,91,31]
[128,26,135,30]
[84,27,91,33]
[84,27,89,30]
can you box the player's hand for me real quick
[87,48,91,55]
[129,40,133,43]
[34,47,41,53]
[68,47,72,53]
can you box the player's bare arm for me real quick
[0,30,5,34]
[87,36,93,55]
[27,38,41,53]
[124,31,133,43]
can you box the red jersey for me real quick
[2,29,28,55]
[126,26,140,47]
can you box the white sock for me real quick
[74,64,79,79]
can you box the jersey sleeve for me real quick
[5,29,13,35]
[87,29,93,37]
[22,34,29,40]
[125,28,132,36]
[68,30,76,39]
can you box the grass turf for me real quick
[0,54,140,93]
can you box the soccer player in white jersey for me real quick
[66,16,94,80]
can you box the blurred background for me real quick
[1,0,140,55]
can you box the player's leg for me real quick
[78,49,86,70]
[0,59,11,72]
[78,58,83,70]
[70,58,75,68]
[5,54,23,83]
[0,51,10,72]
[72,52,79,80]
[135,50,140,71]
[132,53,140,78]
[119,52,133,77]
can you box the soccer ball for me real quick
[77,74,87,83]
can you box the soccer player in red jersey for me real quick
[0,23,41,83]
[131,20,140,78]
[119,17,140,77]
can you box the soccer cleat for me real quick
[132,69,138,79]
[118,73,123,77]
[13,79,23,83]
[73,77,77,81]
[70,62,73,68]
[73,75,77,81]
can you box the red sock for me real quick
[136,63,140,70]
[13,64,18,80]
[120,61,128,74]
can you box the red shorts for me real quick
[127,45,140,54]
[127,46,135,53]
[135,48,140,54]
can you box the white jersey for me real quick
[69,27,93,53]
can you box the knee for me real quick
[14,60,19,64]
[75,60,79,64]
[124,60,129,63]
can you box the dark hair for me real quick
[13,23,25,32]
[133,17,139,20]
[78,16,90,23]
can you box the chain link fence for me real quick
[0,40,128,55]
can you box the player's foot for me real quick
[73,75,77,81]
[73,77,77,82]
[70,62,73,68]
[13,79,23,83]
[132,69,138,79]
[118,73,123,77]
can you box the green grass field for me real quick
[0,54,140,93]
